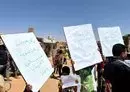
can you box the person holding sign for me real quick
[70,59,96,92]
[58,66,81,92]
[104,43,130,92]
[24,66,80,92]
[76,65,96,92]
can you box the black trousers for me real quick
[58,64,62,76]
[0,65,6,77]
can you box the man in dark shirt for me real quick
[104,43,130,92]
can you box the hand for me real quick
[71,60,75,64]
[52,64,54,68]
[75,79,79,84]
[25,84,32,92]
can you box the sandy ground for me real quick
[7,59,72,92]
[8,76,59,92]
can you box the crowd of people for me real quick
[0,35,130,92]
[49,42,130,92]
[50,42,130,92]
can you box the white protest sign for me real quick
[1,33,53,92]
[98,27,124,57]
[61,74,81,91]
[64,24,102,71]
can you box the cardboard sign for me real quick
[64,24,102,71]
[1,33,53,92]
[98,26,124,57]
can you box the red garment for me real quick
[100,62,105,69]
[105,80,111,92]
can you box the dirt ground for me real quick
[7,59,72,92]
[8,76,59,92]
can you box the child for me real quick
[59,66,81,92]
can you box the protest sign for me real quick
[61,74,81,92]
[64,24,102,71]
[1,33,53,92]
[98,26,124,57]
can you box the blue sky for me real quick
[0,0,130,40]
